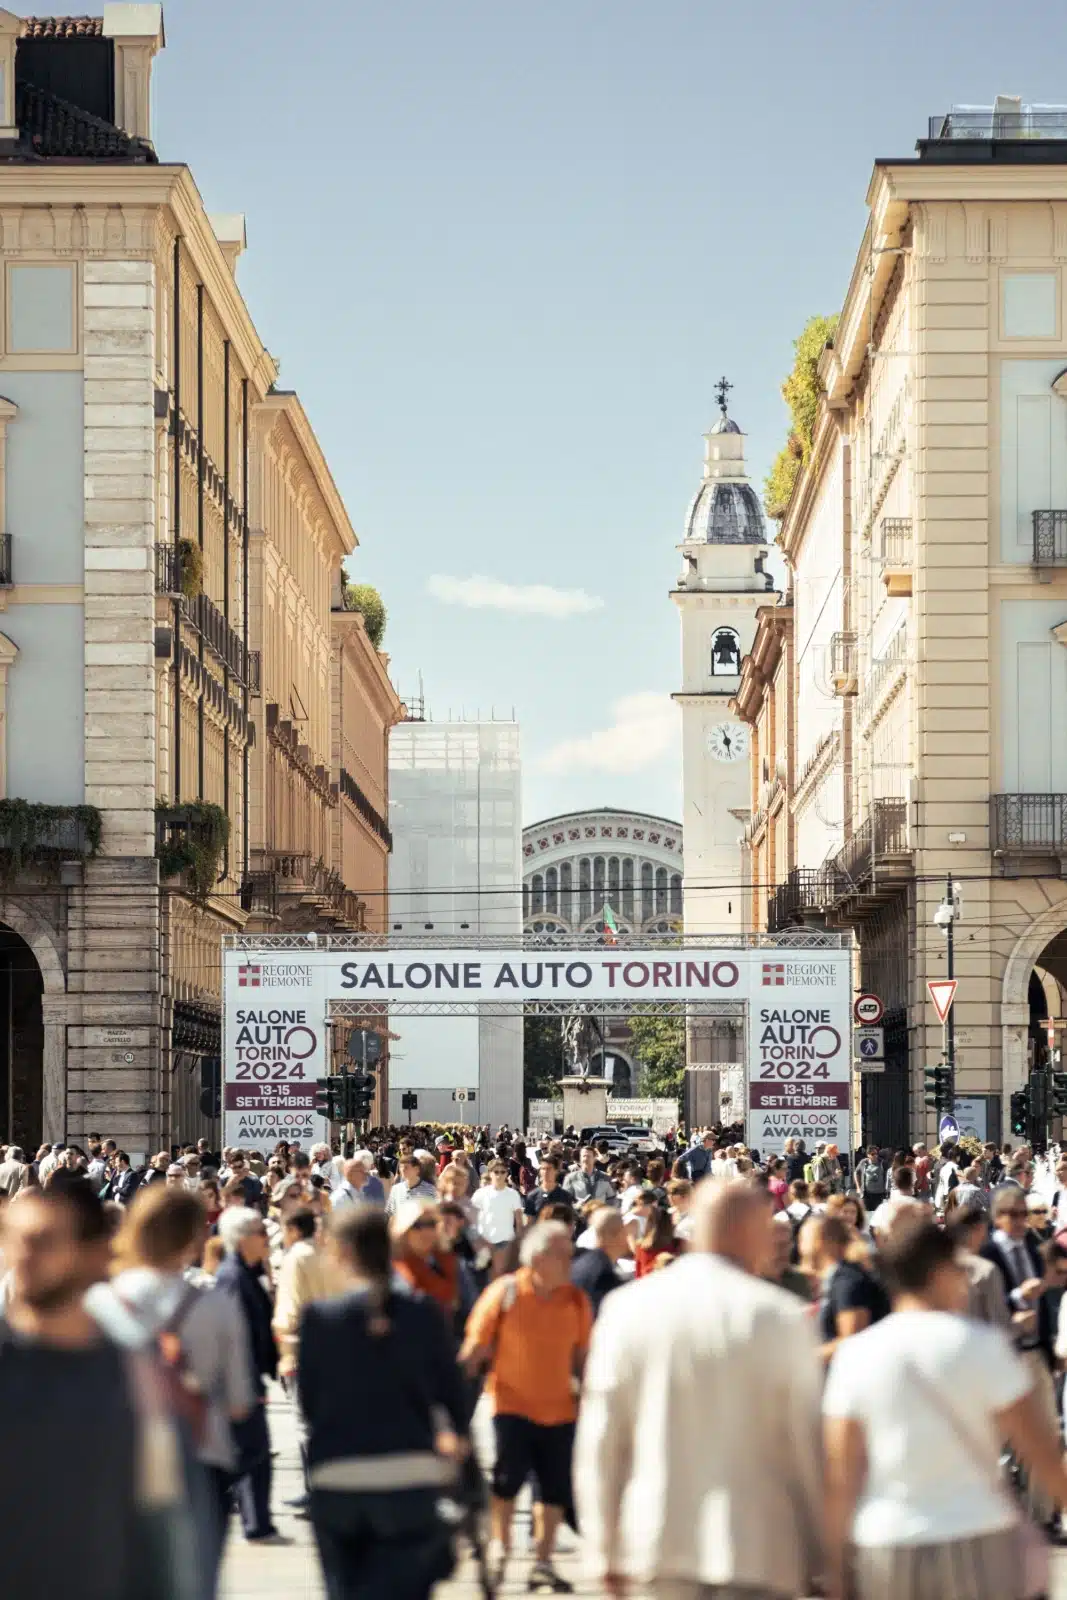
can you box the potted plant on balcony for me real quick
[155,800,230,906]
[0,800,101,879]
[177,538,204,600]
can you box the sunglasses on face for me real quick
[410,1217,438,1232]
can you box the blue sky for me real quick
[155,0,1058,826]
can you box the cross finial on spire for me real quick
[715,375,733,416]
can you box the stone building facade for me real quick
[0,9,401,1154]
[736,102,1067,1147]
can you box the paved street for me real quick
[220,1387,590,1600]
[222,1389,1067,1600]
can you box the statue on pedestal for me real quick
[561,1007,603,1078]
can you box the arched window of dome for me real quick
[532,873,544,915]
[622,858,634,923]
[560,860,573,924]
[641,861,654,922]
[546,865,558,915]
[579,857,592,924]
[655,866,668,915]
[523,881,530,920]
[608,856,620,914]
[670,873,682,916]
[711,626,742,677]
[593,855,606,915]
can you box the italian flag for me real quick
[603,905,619,945]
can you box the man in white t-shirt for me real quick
[471,1160,523,1254]
[869,1168,923,1238]
[823,1215,1067,1597]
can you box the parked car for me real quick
[578,1124,629,1154]
[616,1125,662,1154]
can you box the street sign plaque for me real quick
[853,1025,885,1061]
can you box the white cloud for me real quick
[536,692,677,775]
[426,573,603,619]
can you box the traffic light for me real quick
[314,1077,342,1120]
[1010,1088,1030,1137]
[1029,1068,1052,1130]
[1053,1073,1067,1117]
[346,1070,376,1121]
[923,1065,952,1113]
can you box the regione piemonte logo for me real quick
[238,964,261,987]
[762,963,785,986]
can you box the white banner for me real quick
[746,954,853,1156]
[222,945,852,1157]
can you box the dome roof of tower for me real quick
[708,413,741,435]
[685,479,766,544]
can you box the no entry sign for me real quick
[853,993,884,1025]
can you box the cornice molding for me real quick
[0,165,277,398]
[255,393,356,557]
[778,412,845,566]
[331,612,403,723]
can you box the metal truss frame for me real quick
[224,930,850,953]
[327,998,746,1020]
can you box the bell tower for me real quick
[671,380,776,937]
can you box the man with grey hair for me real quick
[330,1157,378,1212]
[215,1206,283,1543]
[575,1177,823,1600]
[0,1144,27,1197]
[462,1220,592,1591]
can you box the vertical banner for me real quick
[222,949,330,1152]
[746,953,852,1157]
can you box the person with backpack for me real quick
[0,1181,200,1600]
[461,1220,592,1592]
[86,1182,256,1595]
[856,1145,889,1208]
[801,1211,890,1363]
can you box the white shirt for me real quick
[868,1194,921,1235]
[575,1253,823,1593]
[824,1310,1029,1547]
[471,1184,523,1245]
[619,1183,643,1214]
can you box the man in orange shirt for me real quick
[461,1219,592,1593]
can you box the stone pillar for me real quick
[67,256,162,1155]
[560,1075,610,1132]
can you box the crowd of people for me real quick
[2,1119,1067,1599]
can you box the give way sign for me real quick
[926,978,957,1024]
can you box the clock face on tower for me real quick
[707,722,749,763]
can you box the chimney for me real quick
[209,214,247,277]
[102,3,165,143]
[0,11,20,142]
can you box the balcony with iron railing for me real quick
[878,518,912,595]
[155,544,252,687]
[827,798,911,904]
[830,631,858,696]
[991,794,1067,862]
[766,867,833,933]
[927,107,1067,142]
[1033,511,1067,566]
